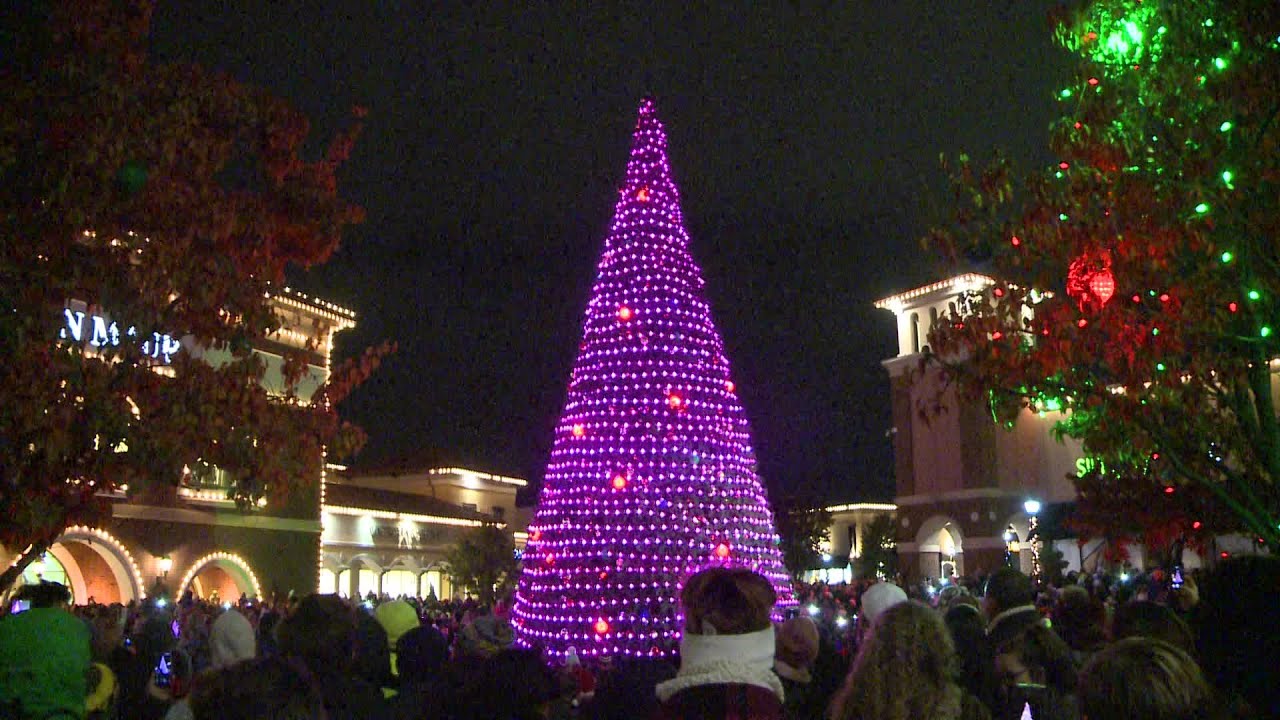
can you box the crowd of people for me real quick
[0,554,1275,719]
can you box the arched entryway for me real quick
[915,515,964,580]
[179,552,261,602]
[19,527,147,605]
[381,556,420,599]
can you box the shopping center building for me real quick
[875,274,1267,581]
[7,290,356,604]
[10,290,532,606]
[319,465,529,600]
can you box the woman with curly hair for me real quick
[828,601,989,720]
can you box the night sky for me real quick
[150,3,1068,504]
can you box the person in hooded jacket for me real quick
[0,582,90,720]
[165,608,256,720]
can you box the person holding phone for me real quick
[118,614,190,720]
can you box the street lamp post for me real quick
[1002,525,1020,567]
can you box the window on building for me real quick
[183,464,232,490]
[461,503,478,513]
[492,506,505,520]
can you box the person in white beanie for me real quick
[166,609,257,720]
[855,581,907,646]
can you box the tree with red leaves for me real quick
[925,0,1280,553]
[0,1,389,593]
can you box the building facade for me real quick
[875,275,1271,581]
[876,275,1085,581]
[804,503,898,584]
[318,466,530,601]
[8,290,355,605]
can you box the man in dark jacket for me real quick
[276,594,389,720]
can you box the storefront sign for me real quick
[59,307,182,364]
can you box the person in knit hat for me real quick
[773,616,819,683]
[773,615,820,720]
[654,567,785,719]
[855,581,907,647]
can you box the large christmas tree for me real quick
[927,0,1280,551]
[512,98,792,660]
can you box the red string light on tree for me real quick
[594,618,610,635]
[572,423,586,437]
[713,542,731,559]
[618,306,633,321]
[611,472,628,490]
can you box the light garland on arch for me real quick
[511,98,793,662]
[60,525,148,600]
[177,551,263,600]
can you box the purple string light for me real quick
[511,98,794,661]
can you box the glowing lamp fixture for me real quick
[1023,500,1042,516]
[158,555,173,576]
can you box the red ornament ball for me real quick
[618,306,633,321]
[1088,270,1116,306]
[713,542,731,559]
[594,618,610,634]
[611,473,627,490]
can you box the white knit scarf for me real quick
[654,626,785,702]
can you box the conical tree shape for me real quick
[512,98,793,661]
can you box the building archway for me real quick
[349,554,383,599]
[915,515,964,580]
[381,556,421,599]
[21,527,147,605]
[179,552,262,602]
